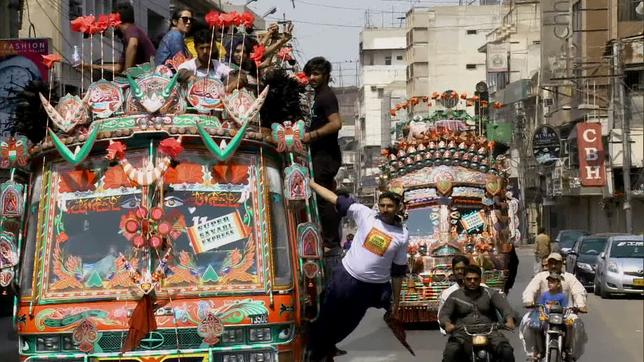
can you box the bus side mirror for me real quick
[599,252,605,259]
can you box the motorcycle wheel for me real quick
[548,348,560,362]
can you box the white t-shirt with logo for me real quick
[177,58,231,80]
[342,203,409,283]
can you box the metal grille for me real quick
[93,329,204,352]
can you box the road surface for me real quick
[334,247,644,362]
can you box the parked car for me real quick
[594,235,644,298]
[555,229,589,255]
[566,233,623,288]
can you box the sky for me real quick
[241,0,463,86]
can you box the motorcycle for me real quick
[461,323,505,362]
[530,304,577,362]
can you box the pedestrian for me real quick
[307,181,409,361]
[79,2,155,75]
[342,233,354,251]
[302,57,343,284]
[534,227,551,274]
[177,29,244,93]
[155,8,193,66]
[504,242,519,295]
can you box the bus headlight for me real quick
[249,351,274,362]
[249,327,272,342]
[36,336,60,351]
[222,354,245,362]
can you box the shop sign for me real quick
[577,122,606,186]
[532,125,560,165]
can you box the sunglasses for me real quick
[180,16,194,23]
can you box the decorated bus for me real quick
[0,53,324,360]
[383,90,518,324]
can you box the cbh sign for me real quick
[577,122,605,186]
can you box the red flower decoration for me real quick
[94,14,110,34]
[220,12,237,27]
[460,92,468,100]
[230,11,242,26]
[159,138,184,158]
[294,72,309,86]
[108,13,122,28]
[250,44,266,66]
[277,47,293,61]
[70,15,95,34]
[431,91,440,100]
[106,141,127,161]
[493,101,504,109]
[205,11,222,28]
[240,11,255,28]
[42,53,63,69]
[389,109,397,117]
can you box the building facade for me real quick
[406,5,503,116]
[357,27,406,204]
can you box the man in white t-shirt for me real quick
[177,29,244,93]
[307,181,409,361]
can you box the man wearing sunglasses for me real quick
[307,182,409,361]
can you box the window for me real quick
[618,0,643,21]
[466,64,477,70]
[265,161,293,287]
[396,55,403,61]
[369,53,374,66]
[377,88,384,98]
[467,29,477,35]
[385,56,392,65]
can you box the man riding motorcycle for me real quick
[521,253,588,360]
[439,264,516,362]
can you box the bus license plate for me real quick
[634,279,644,286]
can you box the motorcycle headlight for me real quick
[548,314,563,325]
[607,262,619,273]
[577,262,594,272]
[472,335,488,346]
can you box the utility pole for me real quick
[614,40,633,234]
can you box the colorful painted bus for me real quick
[2,63,323,361]
[383,91,517,323]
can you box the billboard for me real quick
[487,43,509,73]
[532,125,560,165]
[577,122,606,187]
[0,38,50,137]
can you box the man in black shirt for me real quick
[303,57,343,282]
[439,265,516,362]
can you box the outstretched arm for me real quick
[309,180,337,205]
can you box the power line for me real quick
[294,0,406,13]
[266,16,363,28]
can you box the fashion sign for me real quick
[576,122,606,186]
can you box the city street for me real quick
[335,247,644,362]
[1,247,641,361]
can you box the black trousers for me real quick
[308,265,391,360]
[311,153,341,248]
[442,331,515,362]
[505,245,520,294]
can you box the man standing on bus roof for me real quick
[302,57,344,283]
[307,181,409,361]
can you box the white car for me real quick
[594,235,644,298]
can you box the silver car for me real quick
[594,235,644,298]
